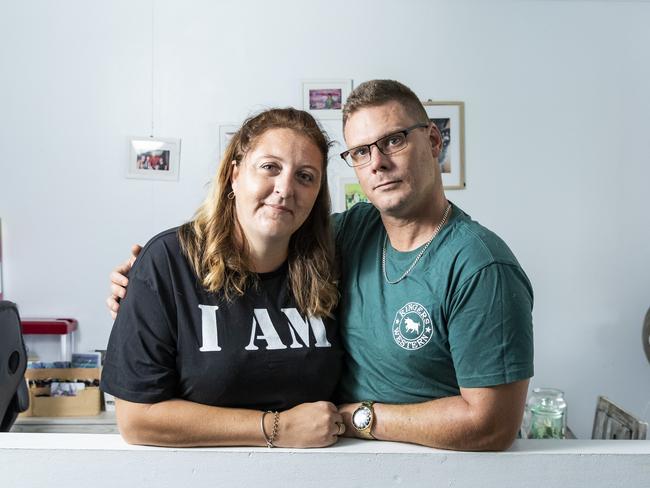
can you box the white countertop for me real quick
[0,432,649,454]
[2,433,649,488]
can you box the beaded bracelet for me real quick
[261,410,279,448]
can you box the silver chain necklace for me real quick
[382,203,452,285]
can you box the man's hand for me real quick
[106,244,142,319]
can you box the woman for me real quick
[101,108,344,448]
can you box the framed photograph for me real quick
[339,177,369,212]
[219,125,239,161]
[302,79,352,119]
[127,137,181,181]
[422,101,466,190]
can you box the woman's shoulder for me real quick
[129,227,184,284]
[137,227,181,258]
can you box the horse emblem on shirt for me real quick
[403,317,420,334]
[392,302,433,351]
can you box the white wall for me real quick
[1,0,648,439]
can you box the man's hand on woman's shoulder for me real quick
[107,244,142,319]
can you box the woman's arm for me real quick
[116,397,344,448]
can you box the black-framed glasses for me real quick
[340,123,429,167]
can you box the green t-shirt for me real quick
[333,202,534,404]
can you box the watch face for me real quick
[353,406,372,429]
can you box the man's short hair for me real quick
[342,80,429,130]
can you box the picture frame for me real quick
[219,124,239,161]
[339,177,369,212]
[127,137,181,181]
[422,101,466,190]
[302,79,352,119]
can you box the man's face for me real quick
[343,101,442,218]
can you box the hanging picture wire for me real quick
[126,0,182,181]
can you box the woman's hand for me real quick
[272,401,344,448]
[116,398,345,448]
[106,244,142,319]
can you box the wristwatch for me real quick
[352,401,376,439]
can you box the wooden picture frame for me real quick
[422,101,466,190]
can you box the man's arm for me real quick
[339,379,528,451]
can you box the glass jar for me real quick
[522,388,567,439]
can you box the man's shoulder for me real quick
[444,205,523,271]
[332,202,381,238]
[332,202,380,227]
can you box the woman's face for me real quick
[231,128,323,249]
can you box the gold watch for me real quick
[352,401,376,439]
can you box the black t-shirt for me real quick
[101,228,342,412]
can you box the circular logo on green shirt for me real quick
[392,302,433,350]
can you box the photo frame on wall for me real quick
[339,177,369,212]
[422,101,465,190]
[302,79,352,119]
[127,137,181,181]
[219,125,239,161]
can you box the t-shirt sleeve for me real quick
[447,262,534,388]
[331,204,377,252]
[330,211,345,244]
[100,274,179,403]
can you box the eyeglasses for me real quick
[340,123,429,167]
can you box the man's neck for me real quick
[381,193,450,252]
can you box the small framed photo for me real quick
[422,101,466,190]
[219,125,239,161]
[127,137,181,181]
[339,177,369,212]
[302,79,352,119]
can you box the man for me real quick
[108,80,533,451]
[331,80,532,451]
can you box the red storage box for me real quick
[21,318,78,362]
